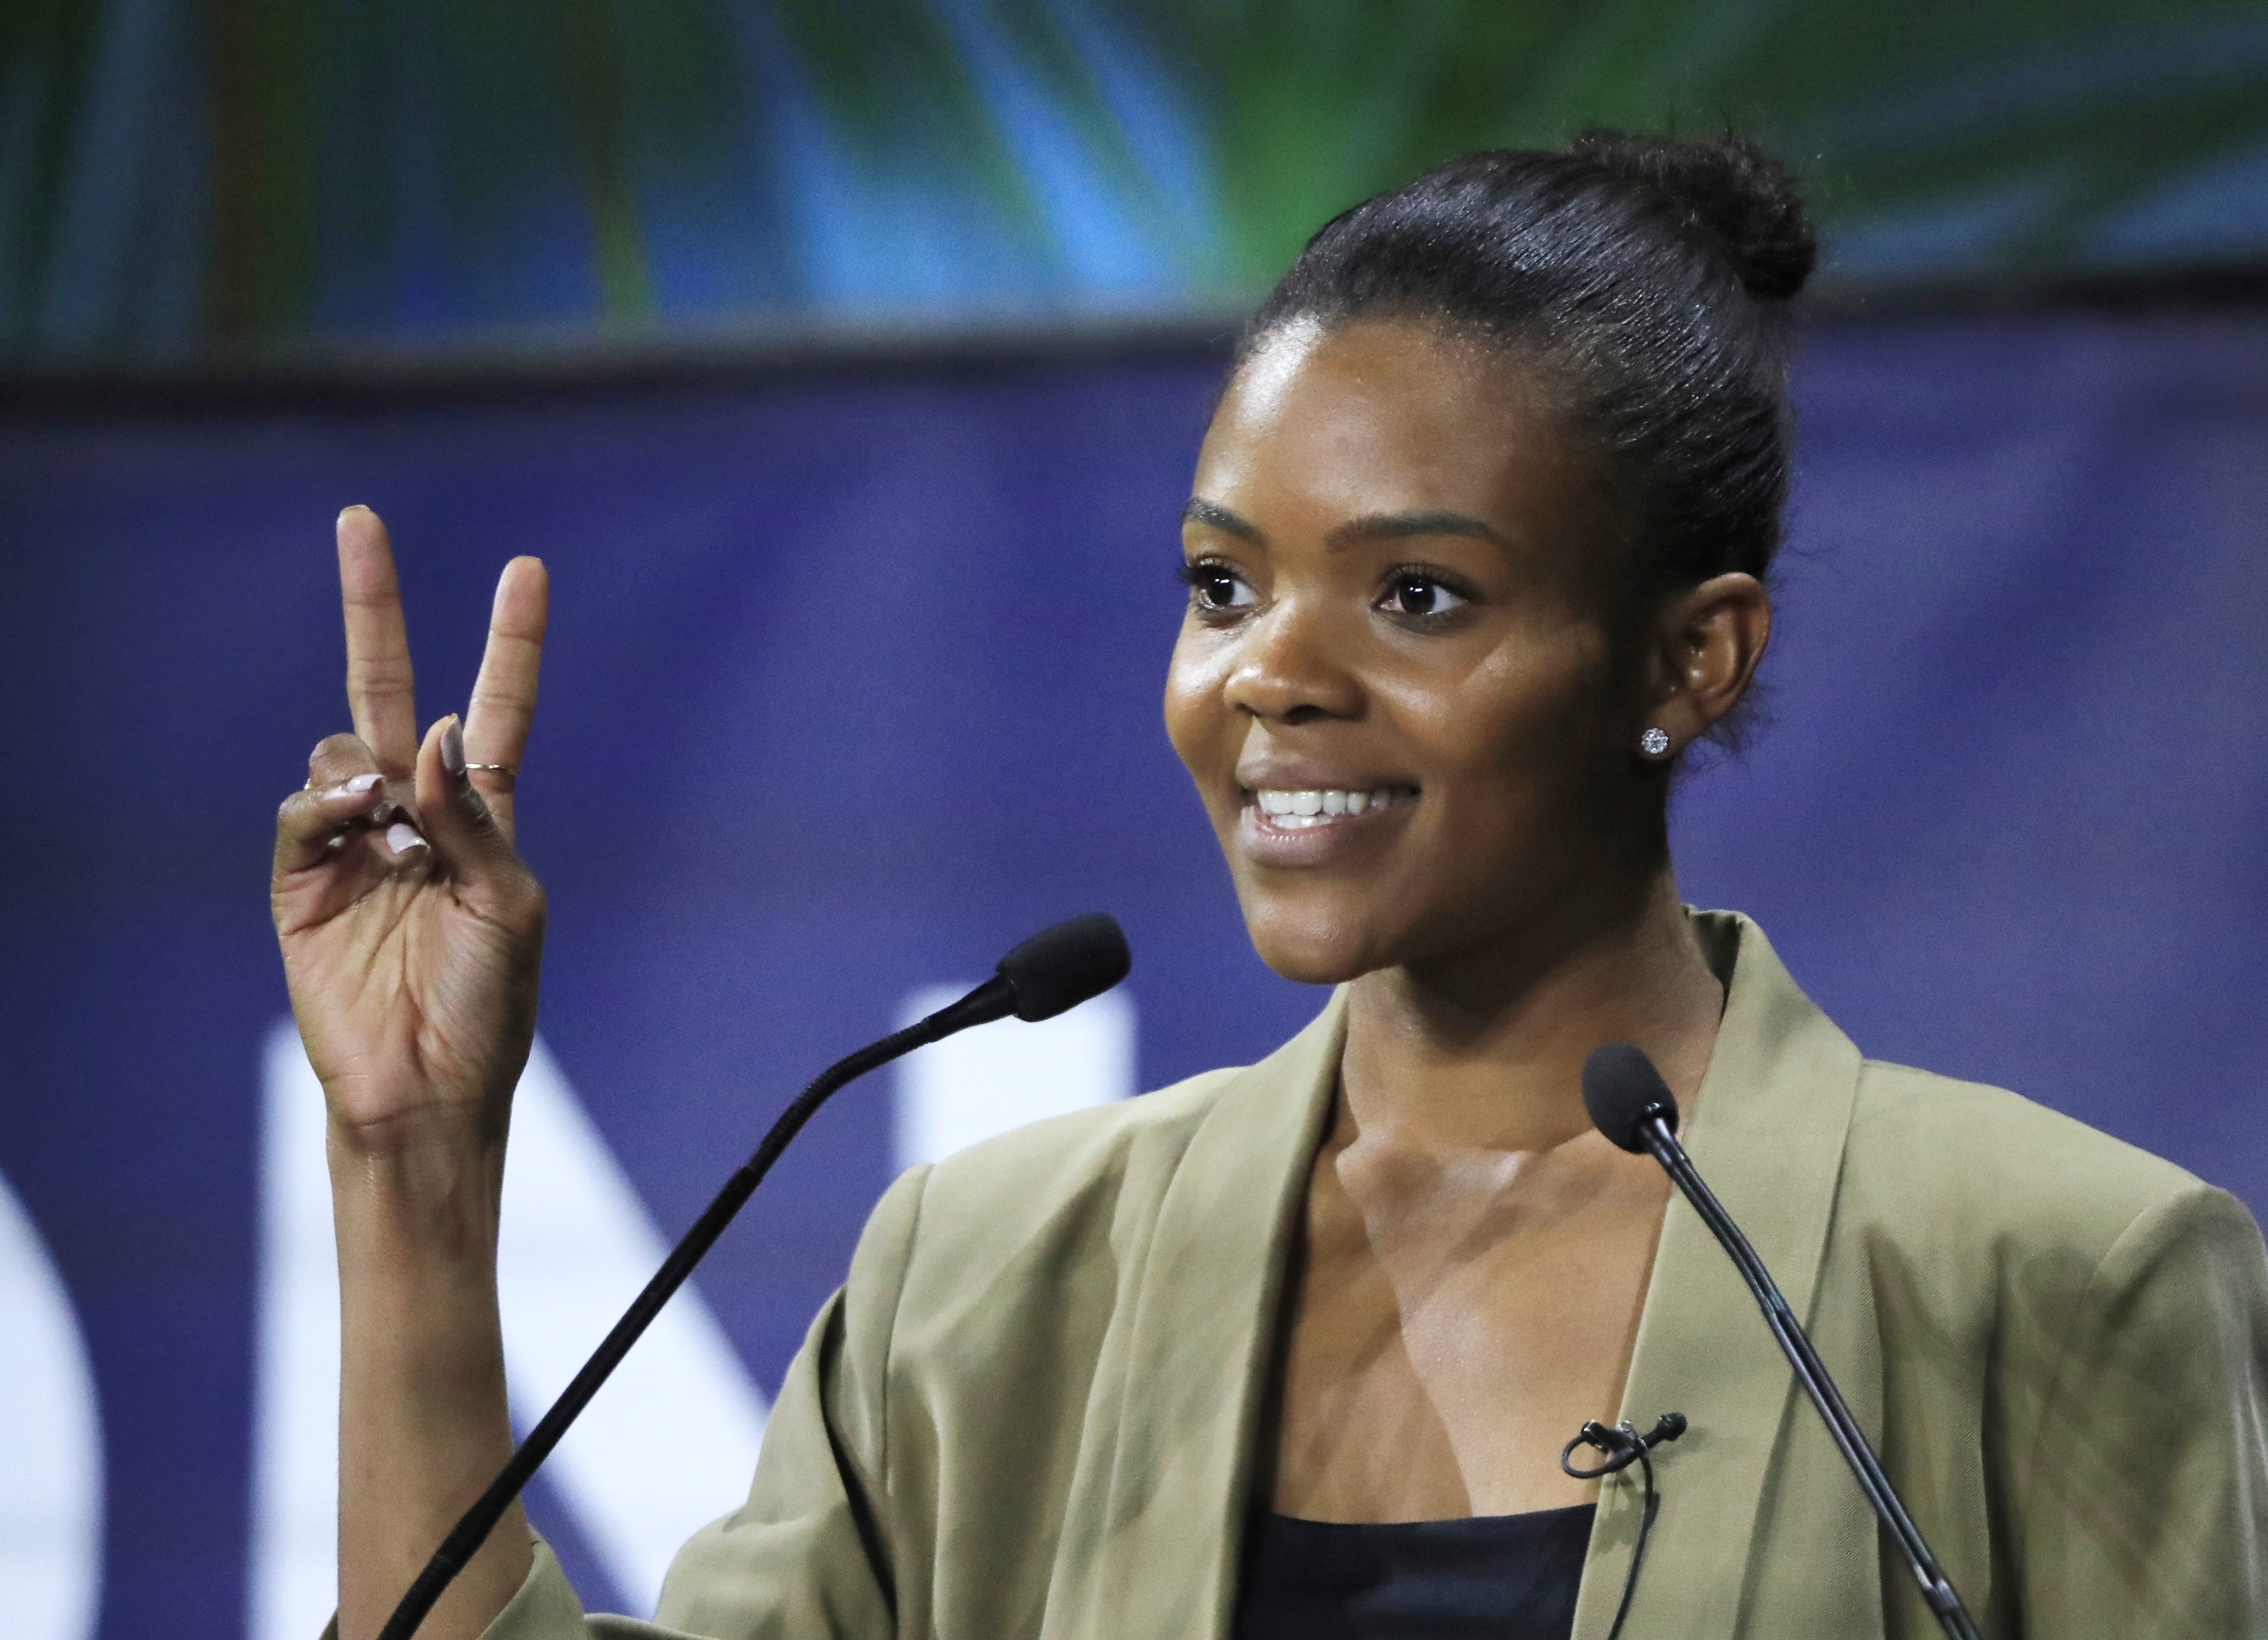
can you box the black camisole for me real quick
[1231,1504,1595,1640]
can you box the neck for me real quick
[1338,869,1724,1154]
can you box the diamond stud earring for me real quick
[1638,726,1672,759]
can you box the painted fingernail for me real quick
[441,718,465,776]
[344,772,382,794]
[384,822,427,855]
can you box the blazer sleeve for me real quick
[2012,1183,2268,1639]
[472,1162,932,1640]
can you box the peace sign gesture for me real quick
[271,506,550,1155]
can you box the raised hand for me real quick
[274,506,549,1640]
[271,505,550,1155]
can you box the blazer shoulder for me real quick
[894,1062,1252,1266]
[1845,1056,2221,1258]
[927,1060,1248,1184]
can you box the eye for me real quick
[1181,558,1257,613]
[1379,570,1469,620]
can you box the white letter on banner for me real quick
[494,1038,768,1613]
[893,987,1135,1172]
[0,1165,103,1640]
[251,1024,769,1637]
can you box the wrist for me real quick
[328,1120,507,1265]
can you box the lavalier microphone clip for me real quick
[1559,1411,1688,1640]
[1559,1409,1687,1479]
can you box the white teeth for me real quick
[1250,786,1409,825]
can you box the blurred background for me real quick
[2,3,2265,1638]
[7,0,2268,359]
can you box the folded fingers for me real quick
[275,734,429,878]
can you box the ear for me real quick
[1639,573,1771,755]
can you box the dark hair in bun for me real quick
[1242,129,1816,629]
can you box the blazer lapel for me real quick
[1042,994,1344,1640]
[1041,914,1870,1640]
[1572,913,1873,1640]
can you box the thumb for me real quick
[414,715,523,885]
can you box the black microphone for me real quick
[969,912,1133,1023]
[377,913,1133,1640]
[1581,1043,1983,1640]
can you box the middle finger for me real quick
[463,555,549,838]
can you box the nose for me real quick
[1220,595,1364,725]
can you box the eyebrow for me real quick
[1181,496,1508,552]
[1326,510,1508,551]
[1181,497,1259,539]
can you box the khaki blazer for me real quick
[474,912,2268,1640]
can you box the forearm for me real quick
[332,1125,533,1640]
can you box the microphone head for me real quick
[1582,1042,1680,1153]
[995,913,1131,1022]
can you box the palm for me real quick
[272,508,549,1144]
[282,873,534,1133]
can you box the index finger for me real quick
[463,555,549,833]
[336,506,419,775]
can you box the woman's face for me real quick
[1165,317,1649,986]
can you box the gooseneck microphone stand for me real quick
[1582,1044,1983,1640]
[374,914,1131,1640]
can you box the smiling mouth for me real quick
[1244,785,1419,830]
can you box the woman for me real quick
[273,134,2268,1640]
